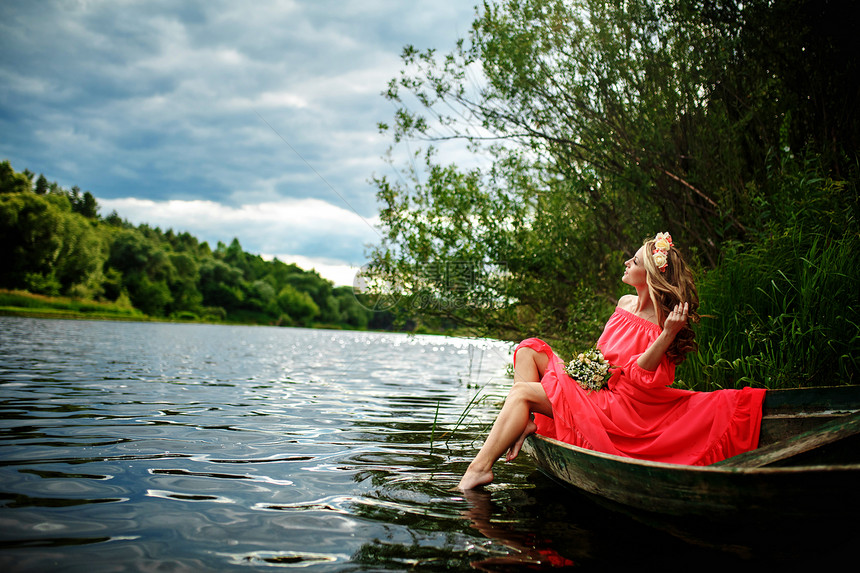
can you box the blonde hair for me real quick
[641,237,700,363]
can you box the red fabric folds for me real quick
[514,308,766,466]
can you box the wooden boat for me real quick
[521,386,860,543]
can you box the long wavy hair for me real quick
[641,237,700,364]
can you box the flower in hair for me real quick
[653,232,673,252]
[652,232,673,272]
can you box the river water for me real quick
[0,316,841,571]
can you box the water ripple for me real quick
[10,317,651,570]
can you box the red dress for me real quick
[515,307,766,465]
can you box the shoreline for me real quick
[0,306,487,339]
[0,290,464,337]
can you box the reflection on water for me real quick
[0,316,846,570]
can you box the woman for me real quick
[457,232,766,490]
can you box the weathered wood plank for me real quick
[758,413,851,444]
[717,411,860,468]
[757,386,859,444]
[762,385,860,415]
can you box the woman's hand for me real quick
[636,302,688,372]
[662,302,689,340]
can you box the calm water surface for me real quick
[0,316,842,571]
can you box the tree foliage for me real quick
[369,0,858,385]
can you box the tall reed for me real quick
[677,228,858,390]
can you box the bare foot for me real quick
[456,466,494,491]
[505,419,537,462]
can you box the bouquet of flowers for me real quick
[565,348,613,392]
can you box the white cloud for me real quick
[1,0,482,272]
[98,196,381,285]
[261,254,360,288]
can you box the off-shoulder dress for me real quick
[515,308,766,465]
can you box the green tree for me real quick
[107,229,179,315]
[101,267,125,301]
[281,271,337,320]
[0,192,65,292]
[75,191,99,219]
[277,284,320,326]
[199,258,245,311]
[369,0,858,349]
[125,273,173,316]
[34,174,49,195]
[166,252,203,315]
[104,210,126,227]
[244,278,278,314]
[0,160,33,194]
[216,238,253,277]
[333,286,372,329]
[108,229,158,276]
[0,191,105,295]
[53,212,105,295]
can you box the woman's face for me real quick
[622,246,647,287]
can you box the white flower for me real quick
[565,348,614,392]
[653,250,668,269]
[654,232,673,250]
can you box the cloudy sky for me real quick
[0,1,481,285]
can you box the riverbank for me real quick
[0,289,150,322]
[0,289,458,335]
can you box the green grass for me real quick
[0,289,146,320]
[677,228,859,390]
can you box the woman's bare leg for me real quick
[456,347,551,490]
[504,347,551,461]
[456,381,552,490]
[456,347,553,490]
[511,346,549,384]
[505,418,537,462]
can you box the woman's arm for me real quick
[637,302,689,371]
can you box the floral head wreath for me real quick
[652,232,673,272]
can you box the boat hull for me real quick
[522,433,860,522]
[521,386,860,534]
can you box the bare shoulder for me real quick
[617,294,637,312]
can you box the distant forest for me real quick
[0,160,393,330]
